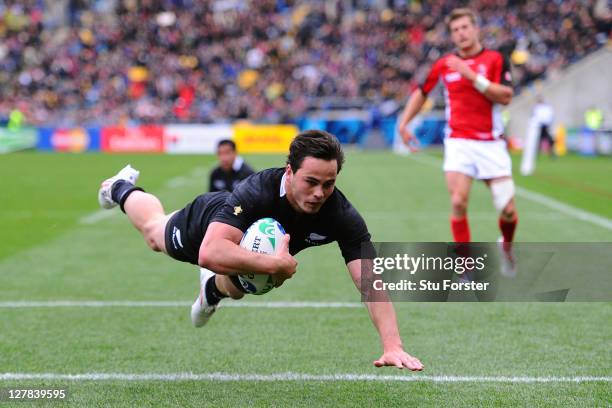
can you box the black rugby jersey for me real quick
[211,168,375,263]
[171,167,375,265]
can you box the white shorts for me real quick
[443,138,512,180]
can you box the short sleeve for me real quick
[336,206,376,263]
[419,58,443,95]
[211,172,270,232]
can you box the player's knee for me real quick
[146,238,162,252]
[491,179,515,215]
[143,219,164,252]
[451,194,468,214]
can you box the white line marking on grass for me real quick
[363,210,566,220]
[79,210,117,225]
[0,372,609,383]
[403,152,443,168]
[166,176,188,188]
[0,301,362,309]
[189,167,208,177]
[515,187,612,231]
[404,154,612,231]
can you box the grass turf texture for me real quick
[0,151,610,407]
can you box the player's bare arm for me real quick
[398,88,426,150]
[446,55,513,105]
[199,221,297,281]
[347,259,424,371]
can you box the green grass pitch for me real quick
[0,151,610,407]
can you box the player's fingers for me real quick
[277,234,290,253]
[273,276,285,288]
[393,358,404,369]
[373,359,384,367]
[404,357,424,371]
[411,358,424,371]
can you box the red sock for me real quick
[499,217,518,243]
[450,216,471,243]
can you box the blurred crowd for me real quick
[0,0,610,126]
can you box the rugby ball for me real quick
[238,218,286,295]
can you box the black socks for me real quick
[205,275,228,305]
[111,180,144,213]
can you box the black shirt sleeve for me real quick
[336,201,376,263]
[211,170,275,232]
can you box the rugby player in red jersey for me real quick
[398,8,517,275]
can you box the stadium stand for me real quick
[0,0,610,126]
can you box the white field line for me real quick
[0,372,609,383]
[0,301,362,309]
[514,186,612,231]
[404,154,612,231]
[166,176,188,188]
[363,210,566,220]
[79,210,117,225]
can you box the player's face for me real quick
[217,144,236,172]
[449,16,479,51]
[286,157,337,214]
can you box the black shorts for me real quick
[164,192,247,293]
[164,192,230,265]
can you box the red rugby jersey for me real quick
[420,49,512,141]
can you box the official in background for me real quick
[532,96,555,157]
[209,139,255,192]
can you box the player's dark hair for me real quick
[445,8,479,29]
[287,130,344,173]
[217,139,236,151]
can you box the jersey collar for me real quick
[280,172,287,197]
[457,47,485,59]
[232,156,244,172]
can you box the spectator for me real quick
[0,0,609,126]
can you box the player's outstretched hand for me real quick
[399,127,420,152]
[272,234,297,287]
[374,348,424,371]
